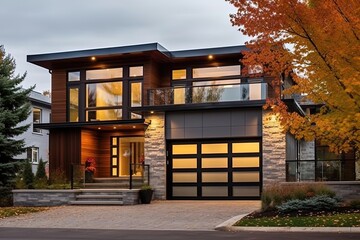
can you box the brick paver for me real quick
[0,200,260,231]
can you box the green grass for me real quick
[0,207,49,219]
[235,213,360,227]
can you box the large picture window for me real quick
[87,82,123,107]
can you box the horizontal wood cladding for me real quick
[49,128,81,180]
[81,129,99,177]
[51,70,67,123]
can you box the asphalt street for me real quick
[0,228,358,240]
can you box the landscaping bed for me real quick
[235,183,360,227]
[236,208,360,227]
[0,207,49,219]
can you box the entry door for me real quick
[110,137,144,177]
[168,140,262,200]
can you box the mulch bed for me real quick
[244,207,360,219]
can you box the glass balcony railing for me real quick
[148,82,267,106]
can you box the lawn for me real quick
[0,207,49,219]
[235,211,360,227]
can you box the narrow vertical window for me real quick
[69,87,79,122]
[131,82,142,107]
[33,108,42,133]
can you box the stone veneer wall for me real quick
[262,111,286,185]
[12,190,80,206]
[144,113,166,199]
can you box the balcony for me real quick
[148,82,267,106]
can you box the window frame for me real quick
[32,107,42,134]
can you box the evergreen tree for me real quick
[35,158,47,180]
[0,45,34,204]
[23,161,34,189]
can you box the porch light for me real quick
[132,126,136,129]
[208,55,214,60]
[150,111,154,114]
[113,126,117,129]
[98,127,101,130]
[91,56,96,61]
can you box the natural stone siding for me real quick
[262,111,286,185]
[12,190,79,206]
[144,113,166,200]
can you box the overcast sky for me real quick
[0,0,247,92]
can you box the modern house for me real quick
[14,91,51,173]
[27,43,358,200]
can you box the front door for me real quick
[110,136,144,177]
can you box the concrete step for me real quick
[93,177,143,183]
[69,200,124,205]
[76,194,123,200]
[84,183,142,189]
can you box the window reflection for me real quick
[87,82,123,107]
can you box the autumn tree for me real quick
[0,46,33,205]
[227,0,360,153]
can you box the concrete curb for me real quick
[215,214,360,233]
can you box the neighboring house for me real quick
[27,43,358,200]
[14,91,51,173]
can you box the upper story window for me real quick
[68,71,80,81]
[129,66,143,77]
[33,107,42,133]
[86,68,123,80]
[69,87,79,122]
[192,65,241,78]
[172,69,186,80]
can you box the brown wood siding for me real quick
[51,70,67,123]
[80,129,99,176]
[49,128,81,180]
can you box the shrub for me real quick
[34,159,48,189]
[261,183,336,211]
[277,195,340,213]
[23,161,34,189]
[348,199,360,209]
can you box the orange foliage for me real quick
[227,0,360,153]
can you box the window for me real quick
[33,108,41,133]
[129,66,143,77]
[192,65,241,78]
[86,68,123,80]
[131,82,142,107]
[69,88,79,122]
[27,147,39,164]
[87,82,123,107]
[172,69,186,80]
[68,71,80,81]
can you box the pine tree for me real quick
[0,46,34,205]
[35,158,47,180]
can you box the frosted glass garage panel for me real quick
[202,187,228,197]
[232,142,259,153]
[173,158,197,169]
[233,186,260,197]
[173,187,197,197]
[202,158,228,168]
[202,172,228,182]
[201,143,227,154]
[233,172,260,182]
[233,157,260,168]
[173,172,197,183]
[172,144,197,155]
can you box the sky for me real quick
[0,0,248,92]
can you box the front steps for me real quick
[83,177,144,189]
[69,189,140,205]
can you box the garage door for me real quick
[167,140,261,200]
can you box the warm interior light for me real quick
[91,56,96,61]
[150,111,154,114]
[208,55,214,60]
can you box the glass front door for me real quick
[111,136,144,177]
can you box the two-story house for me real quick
[27,43,357,200]
[14,91,51,173]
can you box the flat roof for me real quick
[27,43,246,69]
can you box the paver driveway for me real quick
[0,200,260,231]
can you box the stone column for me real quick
[144,113,166,199]
[262,111,286,185]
